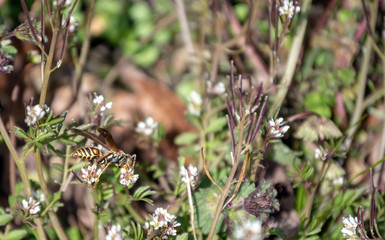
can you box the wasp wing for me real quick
[71,128,111,151]
[97,128,119,153]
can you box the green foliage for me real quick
[132,186,156,204]
[194,187,224,235]
[3,229,28,240]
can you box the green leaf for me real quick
[59,138,76,146]
[176,233,188,240]
[205,117,227,134]
[51,163,64,172]
[268,228,287,240]
[52,192,62,203]
[194,187,224,234]
[66,227,82,240]
[4,229,27,240]
[69,162,84,171]
[129,2,152,21]
[0,214,13,226]
[174,132,198,145]
[234,4,249,22]
[12,126,31,140]
[133,186,156,204]
[47,144,65,157]
[133,45,159,67]
[35,131,55,142]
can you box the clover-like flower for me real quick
[341,215,359,239]
[81,164,102,186]
[187,91,202,116]
[144,207,181,239]
[180,164,198,187]
[278,0,300,19]
[233,219,263,240]
[268,117,290,138]
[22,196,41,215]
[24,104,50,126]
[105,224,123,240]
[135,117,158,136]
[119,167,139,187]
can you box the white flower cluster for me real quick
[119,167,139,187]
[24,104,50,126]
[105,224,123,240]
[22,196,41,215]
[62,16,79,33]
[278,0,301,19]
[268,117,290,138]
[93,94,112,116]
[53,0,72,8]
[81,164,102,186]
[144,207,181,238]
[187,91,202,116]
[341,215,359,239]
[135,117,158,136]
[315,148,328,161]
[210,82,226,95]
[180,164,198,187]
[233,219,263,240]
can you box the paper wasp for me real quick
[72,128,136,187]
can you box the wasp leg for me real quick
[87,152,110,185]
[93,162,112,188]
[126,154,136,170]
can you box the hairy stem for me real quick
[207,118,245,240]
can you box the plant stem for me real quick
[343,0,378,150]
[39,27,59,106]
[0,115,48,239]
[303,160,329,219]
[207,118,245,240]
[34,149,69,240]
[268,0,311,117]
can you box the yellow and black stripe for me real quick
[72,147,102,160]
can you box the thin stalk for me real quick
[303,160,329,219]
[75,0,95,89]
[185,171,198,240]
[126,204,145,223]
[343,0,378,150]
[59,145,72,192]
[0,118,31,195]
[39,27,59,106]
[376,29,385,189]
[0,113,47,240]
[34,150,68,240]
[207,118,245,240]
[268,0,311,117]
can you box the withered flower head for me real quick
[243,182,279,221]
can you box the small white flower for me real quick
[234,219,263,240]
[105,102,112,109]
[22,196,41,215]
[33,189,45,202]
[144,207,180,237]
[135,117,158,136]
[211,82,226,95]
[278,0,300,19]
[119,167,139,186]
[180,164,198,187]
[25,104,50,126]
[93,95,104,105]
[341,215,359,239]
[187,91,202,116]
[81,164,102,186]
[315,148,327,161]
[268,117,289,138]
[106,224,123,240]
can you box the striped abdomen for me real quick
[72,147,102,160]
